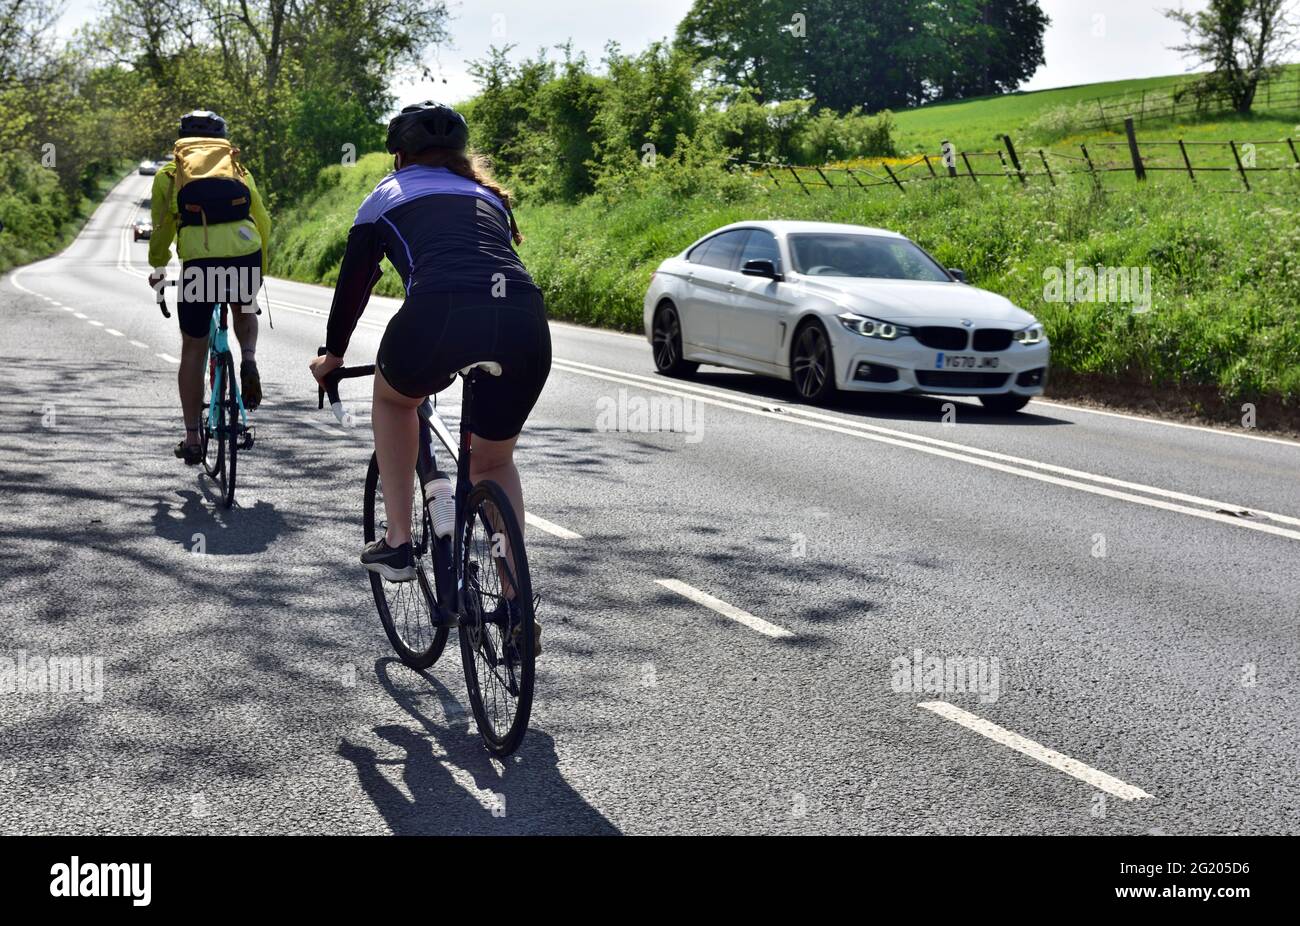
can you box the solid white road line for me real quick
[551,358,1300,542]
[105,328,124,337]
[655,579,794,639]
[156,353,180,364]
[129,340,149,349]
[525,512,583,540]
[918,701,1153,801]
[1031,398,1300,448]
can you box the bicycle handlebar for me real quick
[316,345,374,427]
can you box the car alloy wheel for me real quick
[792,322,834,402]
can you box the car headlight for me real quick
[1013,323,1045,346]
[837,313,911,341]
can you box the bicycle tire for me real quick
[363,452,448,668]
[458,479,535,757]
[201,356,222,479]
[220,352,238,508]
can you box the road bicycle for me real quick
[157,287,253,508]
[318,349,536,757]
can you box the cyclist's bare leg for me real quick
[470,434,522,598]
[178,331,209,445]
[231,305,258,360]
[372,368,421,547]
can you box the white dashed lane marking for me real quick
[87,320,103,327]
[156,353,180,364]
[655,579,793,639]
[918,701,1154,801]
[105,328,124,337]
[129,340,149,349]
[525,513,583,540]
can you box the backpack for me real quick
[171,137,251,232]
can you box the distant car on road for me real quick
[643,220,1050,412]
[132,220,152,241]
[138,160,158,175]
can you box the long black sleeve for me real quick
[325,222,385,357]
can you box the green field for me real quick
[273,72,1300,429]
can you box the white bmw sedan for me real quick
[643,221,1050,412]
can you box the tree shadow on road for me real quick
[337,658,619,835]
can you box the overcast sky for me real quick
[57,0,1218,107]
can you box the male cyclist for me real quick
[148,110,271,464]
[308,102,550,635]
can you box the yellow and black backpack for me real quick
[171,136,251,234]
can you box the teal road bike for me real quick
[199,302,254,508]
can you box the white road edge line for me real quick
[551,359,1300,542]
[1031,398,1300,448]
[155,353,180,364]
[525,512,583,540]
[919,701,1153,801]
[655,579,793,639]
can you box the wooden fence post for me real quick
[882,162,906,192]
[1228,140,1251,192]
[961,151,979,183]
[787,165,810,195]
[1002,134,1026,184]
[1124,118,1146,181]
[1285,137,1299,169]
[845,167,866,189]
[1080,143,1100,189]
[1178,140,1196,182]
[922,154,938,178]
[815,167,834,189]
[1038,150,1055,186]
[942,140,959,178]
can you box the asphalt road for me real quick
[1,173,1297,835]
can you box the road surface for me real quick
[1,173,1297,834]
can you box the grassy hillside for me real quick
[273,79,1300,429]
[0,156,129,274]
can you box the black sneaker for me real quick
[360,538,416,582]
[240,360,262,412]
[173,435,203,466]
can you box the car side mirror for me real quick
[949,268,968,283]
[742,259,782,281]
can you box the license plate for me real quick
[936,353,999,370]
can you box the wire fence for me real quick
[732,119,1300,197]
[1078,69,1300,131]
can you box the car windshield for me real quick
[787,234,951,282]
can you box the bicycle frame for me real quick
[206,303,248,431]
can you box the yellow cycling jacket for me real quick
[148,160,271,269]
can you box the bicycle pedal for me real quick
[240,427,256,450]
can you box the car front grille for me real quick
[915,371,1011,389]
[913,327,969,351]
[972,329,1013,351]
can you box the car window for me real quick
[738,229,781,270]
[787,234,951,282]
[697,230,749,271]
[687,237,716,264]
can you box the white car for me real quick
[643,221,1050,412]
[138,160,158,175]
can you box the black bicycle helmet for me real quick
[179,110,228,138]
[385,101,469,155]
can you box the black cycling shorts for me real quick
[176,251,263,339]
[377,288,552,441]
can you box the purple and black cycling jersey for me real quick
[325,165,537,357]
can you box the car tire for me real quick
[980,394,1032,414]
[790,320,837,404]
[652,302,699,378]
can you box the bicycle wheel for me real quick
[201,356,223,480]
[219,352,238,508]
[363,452,449,668]
[458,479,535,757]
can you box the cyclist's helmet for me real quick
[385,101,469,155]
[179,110,228,139]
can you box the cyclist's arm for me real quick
[324,221,384,358]
[245,171,271,265]
[148,167,176,270]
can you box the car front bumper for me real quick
[830,327,1051,396]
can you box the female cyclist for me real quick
[309,101,551,596]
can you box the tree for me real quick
[675,0,802,102]
[937,0,1050,100]
[1165,0,1298,113]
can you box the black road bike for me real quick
[318,350,536,757]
